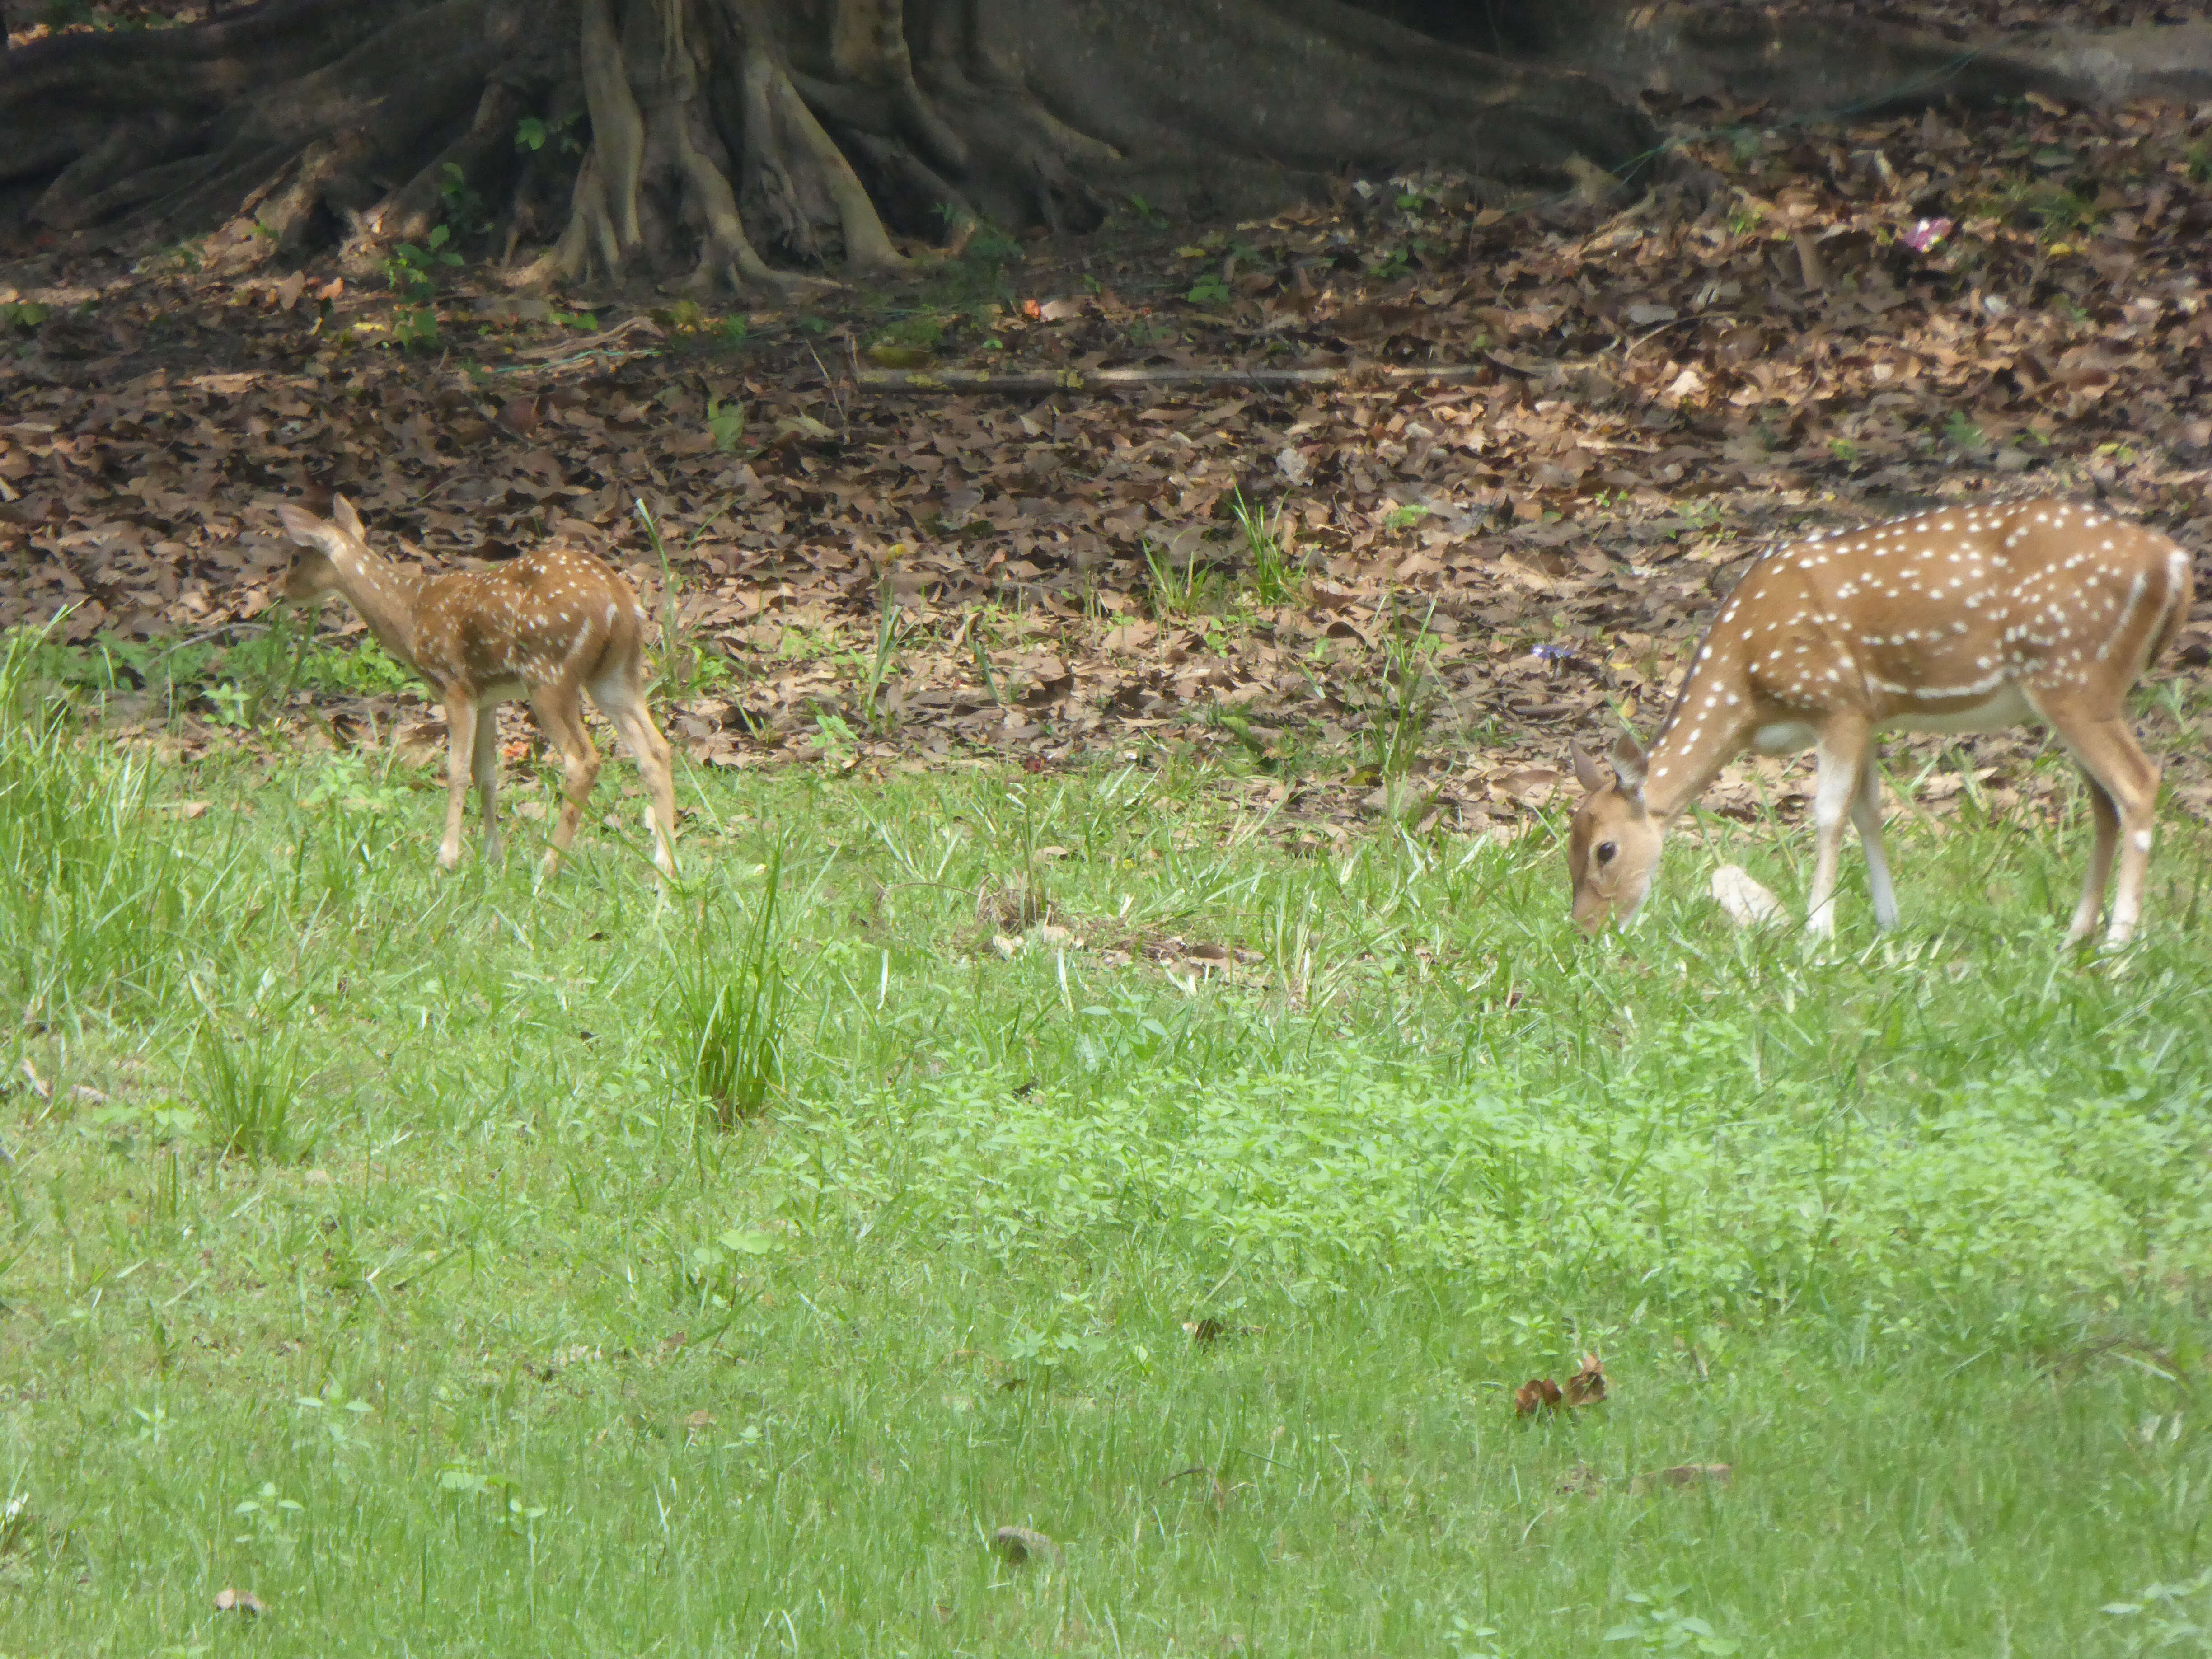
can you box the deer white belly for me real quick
[1752,721,1818,755]
[1887,684,2035,736]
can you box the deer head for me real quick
[274,497,371,604]
[1567,734,1663,933]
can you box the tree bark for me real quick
[3,0,2208,286]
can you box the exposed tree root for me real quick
[6,0,2207,297]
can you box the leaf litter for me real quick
[3,77,2212,846]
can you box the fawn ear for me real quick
[1609,731,1649,798]
[276,503,329,548]
[1571,743,1607,795]
[331,495,366,541]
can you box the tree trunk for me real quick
[3,0,2208,285]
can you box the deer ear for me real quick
[1610,731,1649,796]
[276,503,328,548]
[332,495,365,541]
[1571,743,1607,795]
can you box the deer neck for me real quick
[327,545,430,671]
[1638,661,1755,823]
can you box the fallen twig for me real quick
[846,361,1514,395]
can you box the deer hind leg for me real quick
[471,702,503,864]
[592,673,678,879]
[438,698,478,871]
[530,690,602,881]
[2033,689,2160,947]
[1806,719,1870,938]
[2066,769,2122,944]
[1851,753,1899,931]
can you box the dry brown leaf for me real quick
[1563,1353,1607,1407]
[1634,1462,1733,1493]
[991,1525,1060,1566]
[214,1587,263,1615]
[1514,1378,1562,1416]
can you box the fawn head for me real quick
[1568,733,1663,934]
[273,496,370,602]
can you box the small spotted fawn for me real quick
[1569,496,2192,946]
[274,497,678,881]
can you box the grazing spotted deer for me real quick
[1568,496,2192,946]
[274,497,677,881]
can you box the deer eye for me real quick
[1596,841,1617,864]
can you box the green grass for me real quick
[6,642,2212,1654]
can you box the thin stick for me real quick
[844,362,1517,396]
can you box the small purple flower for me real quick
[1529,643,1573,665]
[1902,216,1954,254]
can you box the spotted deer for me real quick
[274,497,677,881]
[1568,496,2192,945]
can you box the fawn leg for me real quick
[2066,768,2121,945]
[472,702,503,863]
[1805,718,1870,939]
[438,698,477,871]
[2032,689,2160,946]
[1851,754,1898,930]
[593,675,678,878]
[530,692,601,881]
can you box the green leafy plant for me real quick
[437,163,489,237]
[384,224,460,303]
[2103,1569,2212,1651]
[706,393,747,453]
[513,112,581,156]
[435,1465,547,1537]
[1940,410,1986,450]
[680,1224,782,1310]
[1185,274,1233,307]
[1603,1589,1741,1656]
[0,301,51,333]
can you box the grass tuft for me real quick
[665,852,791,1125]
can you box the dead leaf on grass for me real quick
[1632,1462,1733,1494]
[1513,1378,1563,1415]
[214,1587,264,1615]
[991,1525,1060,1566]
[1563,1353,1607,1406]
[1516,1354,1606,1416]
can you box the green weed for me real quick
[665,853,792,1125]
[190,1012,307,1163]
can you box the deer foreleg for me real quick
[439,700,478,871]
[1805,722,1869,938]
[1851,754,1898,930]
[471,704,503,863]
